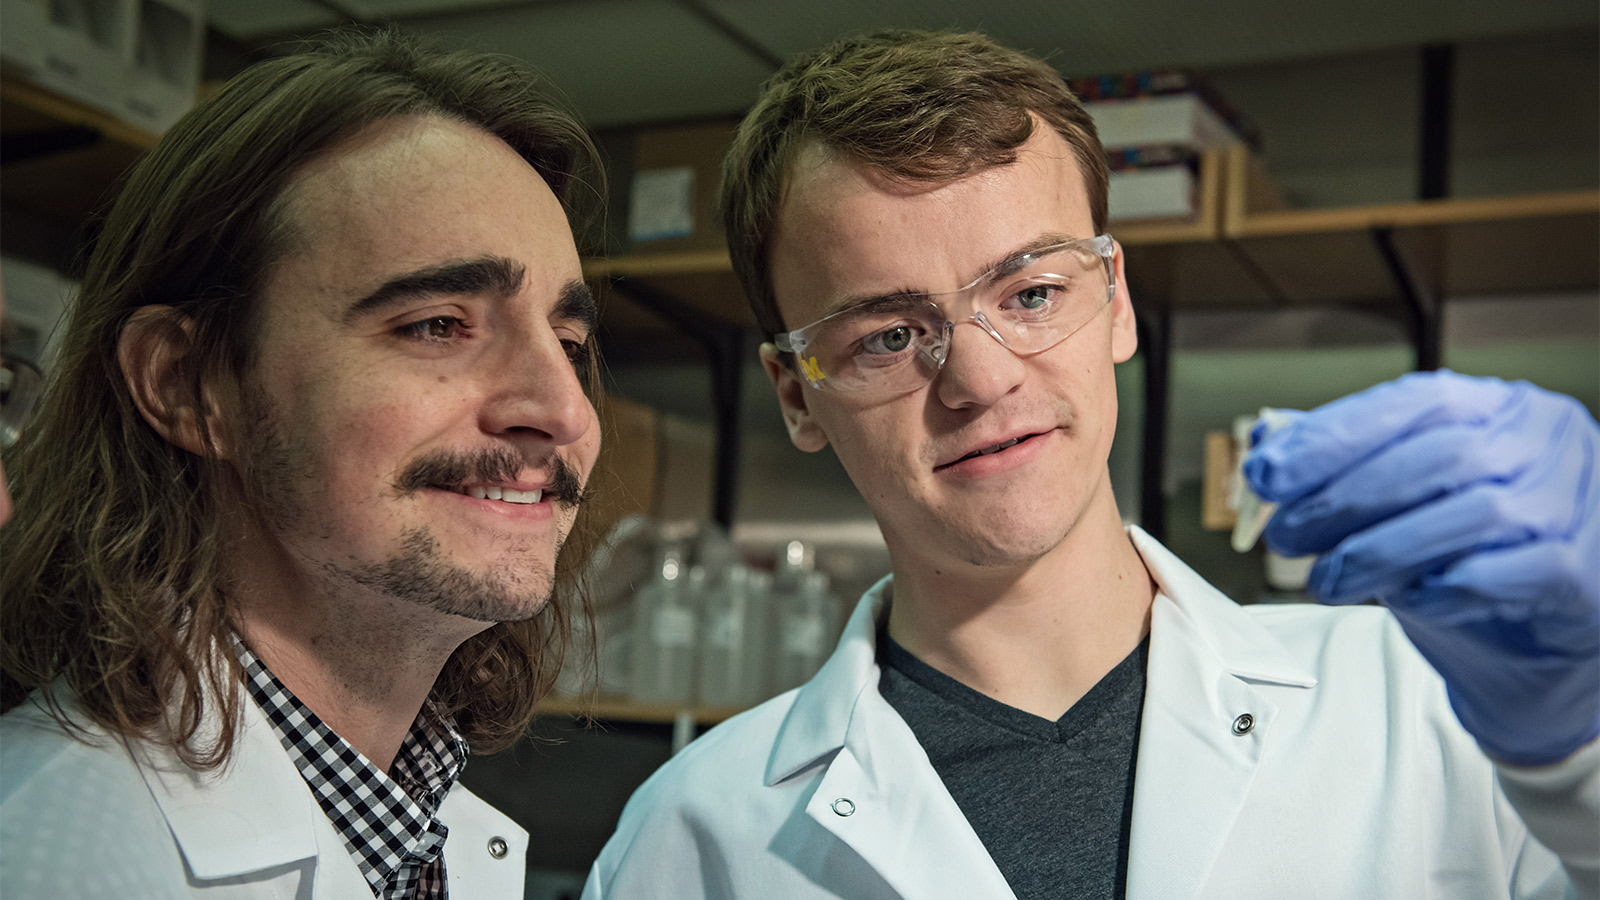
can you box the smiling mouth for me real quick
[447,485,544,504]
[951,433,1039,465]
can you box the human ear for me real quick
[1108,241,1138,363]
[118,306,232,458]
[760,342,828,453]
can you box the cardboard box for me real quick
[35,0,136,119]
[1,0,51,73]
[120,0,204,133]
[626,120,738,253]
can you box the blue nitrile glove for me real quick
[1243,370,1600,767]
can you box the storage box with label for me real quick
[626,120,738,253]
[120,0,205,133]
[36,0,136,118]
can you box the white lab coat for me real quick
[0,685,528,899]
[584,527,1599,900]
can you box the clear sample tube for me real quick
[1231,407,1298,553]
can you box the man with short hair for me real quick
[585,30,1599,899]
[1,29,603,898]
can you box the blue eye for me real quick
[1012,285,1056,311]
[862,325,918,355]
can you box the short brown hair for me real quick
[718,29,1109,339]
[0,27,601,769]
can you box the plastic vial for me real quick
[1231,408,1298,553]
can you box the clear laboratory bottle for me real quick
[740,569,775,704]
[627,551,701,705]
[770,570,835,695]
[696,564,757,708]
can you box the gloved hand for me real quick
[1243,370,1600,767]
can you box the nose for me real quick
[933,317,1025,409]
[480,326,595,447]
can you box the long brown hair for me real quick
[0,27,604,769]
[718,29,1110,340]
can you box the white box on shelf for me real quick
[1088,93,1240,151]
[1,0,51,73]
[120,0,205,133]
[36,0,136,118]
[1107,166,1197,221]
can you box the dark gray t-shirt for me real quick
[877,630,1148,900]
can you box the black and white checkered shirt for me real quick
[235,638,468,900]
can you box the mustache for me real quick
[395,447,589,508]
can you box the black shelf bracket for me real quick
[1,124,103,165]
[603,275,747,529]
[1371,226,1441,371]
[1134,302,1171,542]
[1419,44,1455,202]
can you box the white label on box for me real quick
[652,607,695,647]
[629,166,694,242]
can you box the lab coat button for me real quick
[830,798,856,817]
[1231,713,1255,735]
[488,836,509,859]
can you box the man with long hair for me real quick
[1,29,604,898]
[584,30,1599,899]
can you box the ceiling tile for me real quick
[401,0,776,127]
[207,0,1597,127]
[706,0,1599,75]
[207,0,340,40]
[342,0,566,20]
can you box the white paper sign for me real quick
[629,166,695,241]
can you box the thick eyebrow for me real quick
[344,256,526,322]
[556,279,598,333]
[818,232,1086,320]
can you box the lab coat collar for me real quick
[763,526,1325,900]
[765,577,888,787]
[131,688,322,881]
[1127,525,1318,689]
[1124,525,1318,900]
[767,574,1018,898]
[767,525,1317,786]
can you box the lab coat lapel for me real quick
[1123,528,1317,900]
[766,579,1016,900]
[133,688,369,898]
[804,689,1017,900]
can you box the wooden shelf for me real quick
[587,148,1233,332]
[1218,145,1600,307]
[1,75,157,230]
[534,694,747,727]
[585,144,1598,321]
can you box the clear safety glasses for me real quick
[774,234,1117,395]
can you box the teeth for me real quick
[970,437,1024,459]
[457,485,543,504]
